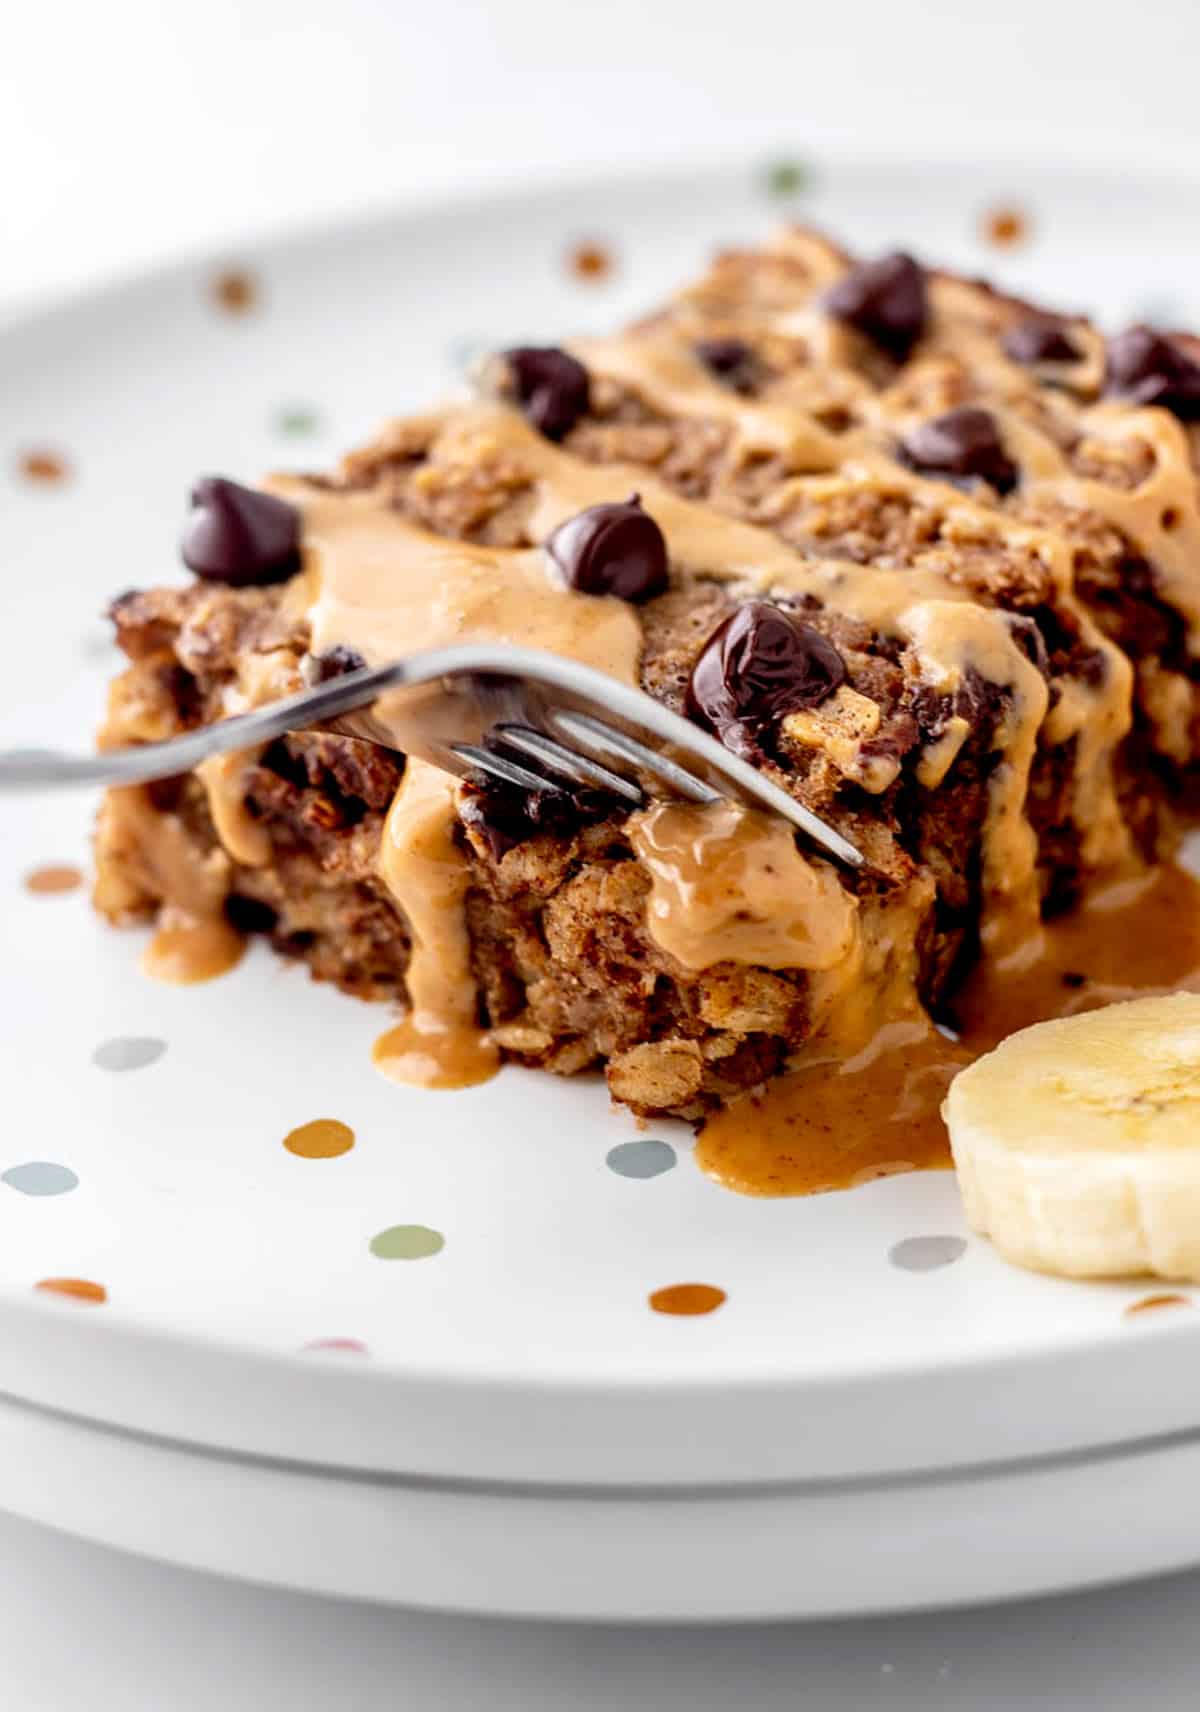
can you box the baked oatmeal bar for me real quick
[93,229,1200,1118]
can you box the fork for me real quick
[0,643,862,867]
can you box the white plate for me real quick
[3,153,1200,1610]
[9,1390,1200,1621]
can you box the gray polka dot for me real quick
[889,1235,968,1272]
[606,1139,677,1180]
[2,1162,79,1197]
[93,1036,166,1072]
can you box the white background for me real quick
[6,0,1200,1705]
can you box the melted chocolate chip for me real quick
[898,407,1018,495]
[545,494,668,603]
[459,774,612,861]
[685,601,846,757]
[1003,317,1082,366]
[503,346,591,440]
[181,477,301,586]
[309,645,367,683]
[821,252,928,360]
[1105,326,1200,419]
[694,337,761,393]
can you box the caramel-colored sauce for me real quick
[372,1016,499,1091]
[698,1016,966,1196]
[698,858,1200,1197]
[141,908,245,985]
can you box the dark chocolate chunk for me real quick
[1104,326,1200,419]
[503,346,591,441]
[545,494,668,604]
[694,337,761,393]
[821,252,928,360]
[898,407,1019,495]
[181,477,301,587]
[310,645,367,683]
[459,774,612,861]
[1003,317,1082,366]
[224,894,279,935]
[686,601,846,757]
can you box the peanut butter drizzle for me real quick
[195,751,271,868]
[697,1015,967,1196]
[627,800,858,974]
[373,759,499,1089]
[698,852,1200,1197]
[93,786,244,984]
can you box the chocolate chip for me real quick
[307,645,367,684]
[181,477,301,586]
[821,252,928,360]
[1003,317,1082,366]
[545,494,669,604]
[685,601,846,757]
[1061,970,1087,989]
[1105,326,1200,419]
[459,775,612,860]
[224,894,279,935]
[694,337,761,393]
[898,407,1018,495]
[503,346,591,441]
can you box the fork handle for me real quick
[0,661,418,793]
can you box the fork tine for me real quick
[494,724,644,805]
[449,744,552,794]
[549,710,721,806]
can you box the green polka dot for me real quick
[275,405,320,436]
[763,157,811,198]
[370,1223,445,1261]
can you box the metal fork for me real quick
[0,643,862,867]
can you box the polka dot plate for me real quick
[3,155,1200,1612]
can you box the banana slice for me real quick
[945,993,1200,1280]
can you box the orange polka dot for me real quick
[17,449,70,484]
[567,240,615,282]
[1125,1292,1191,1319]
[212,268,258,314]
[649,1282,727,1317]
[36,1277,107,1305]
[980,205,1030,248]
[24,864,83,895]
[283,1118,355,1159]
